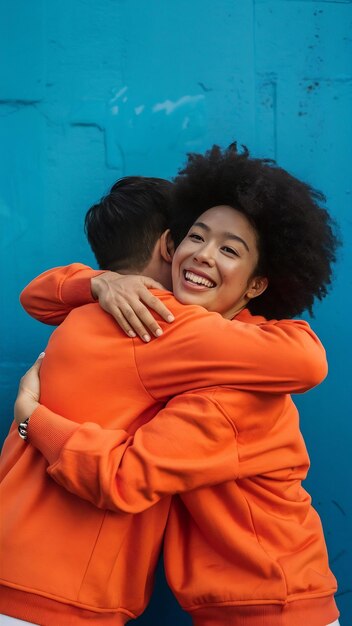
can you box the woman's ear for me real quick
[160,229,175,264]
[246,276,268,300]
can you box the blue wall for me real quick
[1,1,351,624]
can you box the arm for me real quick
[21,393,238,513]
[137,304,328,396]
[20,264,102,325]
[20,268,328,397]
[20,266,327,396]
[85,276,327,392]
[20,264,174,337]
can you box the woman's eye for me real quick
[222,246,239,256]
[189,233,203,241]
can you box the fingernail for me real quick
[155,329,163,337]
[167,315,175,322]
[38,352,45,358]
[143,334,151,342]
[128,330,137,337]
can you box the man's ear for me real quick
[246,276,268,301]
[160,229,174,263]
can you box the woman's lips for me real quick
[183,269,216,288]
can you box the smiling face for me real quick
[171,205,268,319]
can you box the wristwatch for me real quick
[18,417,30,441]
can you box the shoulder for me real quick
[54,302,126,336]
[150,289,231,331]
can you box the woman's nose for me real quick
[193,245,216,266]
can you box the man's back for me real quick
[40,303,161,430]
[0,303,168,625]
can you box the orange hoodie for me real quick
[0,264,334,626]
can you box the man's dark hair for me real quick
[85,176,173,272]
[170,144,340,319]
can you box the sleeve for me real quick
[20,272,327,393]
[28,394,238,513]
[139,313,328,397]
[20,263,104,325]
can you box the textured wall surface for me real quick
[1,1,351,624]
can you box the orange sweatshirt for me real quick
[26,389,339,626]
[0,264,333,626]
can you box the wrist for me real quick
[91,271,122,300]
[14,393,39,426]
[91,275,101,300]
[18,417,30,441]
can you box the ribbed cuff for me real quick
[28,404,79,465]
[61,269,104,305]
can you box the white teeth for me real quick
[184,271,215,288]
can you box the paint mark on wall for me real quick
[331,500,347,516]
[110,86,128,103]
[152,94,204,115]
[198,82,213,92]
[330,550,347,564]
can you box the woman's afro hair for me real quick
[170,143,341,320]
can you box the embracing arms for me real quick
[20,264,327,394]
[14,357,305,514]
[15,361,238,513]
[20,263,174,338]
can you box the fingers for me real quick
[25,352,45,378]
[34,352,45,367]
[18,352,45,399]
[100,291,175,341]
[113,304,154,342]
[94,274,175,341]
[141,292,174,324]
[111,300,175,342]
[139,276,166,290]
[120,296,175,340]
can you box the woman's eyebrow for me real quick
[193,221,210,231]
[223,232,249,252]
[193,222,249,252]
